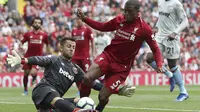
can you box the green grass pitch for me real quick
[0,86,200,112]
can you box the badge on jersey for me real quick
[133,28,138,34]
[73,67,78,74]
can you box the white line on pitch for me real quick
[0,101,199,112]
[107,106,200,112]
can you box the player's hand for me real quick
[156,67,164,73]
[167,32,177,41]
[6,50,22,67]
[77,9,86,21]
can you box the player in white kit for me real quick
[94,32,111,56]
[146,0,189,101]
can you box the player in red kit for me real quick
[72,18,103,97]
[77,0,164,111]
[72,18,95,74]
[21,17,50,96]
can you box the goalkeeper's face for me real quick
[60,40,76,59]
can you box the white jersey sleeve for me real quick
[174,1,189,34]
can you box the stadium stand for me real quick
[0,0,199,72]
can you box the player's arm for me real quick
[24,55,55,67]
[7,50,55,67]
[144,27,163,72]
[174,2,189,34]
[77,9,119,32]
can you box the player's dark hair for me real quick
[127,0,141,12]
[60,37,76,46]
[31,17,43,25]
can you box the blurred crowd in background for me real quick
[0,0,199,72]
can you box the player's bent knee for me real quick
[83,75,93,85]
[50,97,63,105]
[146,52,154,63]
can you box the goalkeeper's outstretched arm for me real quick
[7,50,55,67]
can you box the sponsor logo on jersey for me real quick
[30,39,42,44]
[116,29,131,40]
[159,12,170,17]
[59,68,74,81]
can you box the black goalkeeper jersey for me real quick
[28,55,85,96]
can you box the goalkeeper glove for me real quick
[6,50,24,67]
[118,85,136,97]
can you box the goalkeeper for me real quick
[7,37,135,112]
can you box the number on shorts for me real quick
[167,47,174,54]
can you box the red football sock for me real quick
[23,75,28,91]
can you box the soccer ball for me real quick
[76,97,96,109]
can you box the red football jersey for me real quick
[84,15,163,67]
[21,31,49,57]
[72,26,93,59]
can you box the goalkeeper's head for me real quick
[59,37,76,60]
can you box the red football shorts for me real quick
[22,64,39,70]
[94,52,131,93]
[72,58,91,72]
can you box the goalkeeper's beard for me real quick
[63,54,72,60]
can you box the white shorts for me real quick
[155,36,180,59]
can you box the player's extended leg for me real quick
[51,98,80,112]
[77,80,103,97]
[96,86,111,112]
[167,59,189,101]
[146,53,175,92]
[83,63,102,88]
[22,69,30,96]
[40,92,96,112]
[76,81,92,97]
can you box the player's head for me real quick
[124,0,141,23]
[76,18,83,27]
[60,37,76,59]
[31,17,43,30]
